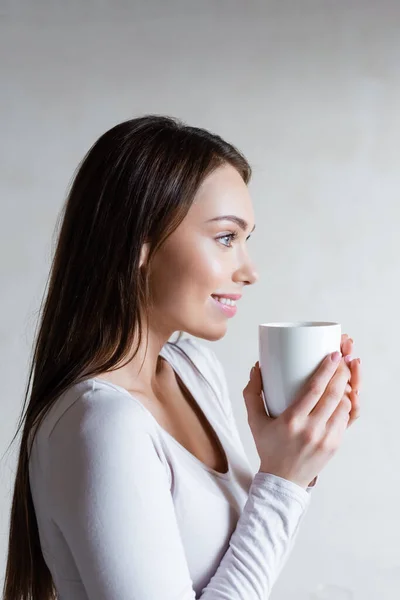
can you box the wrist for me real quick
[258,467,309,491]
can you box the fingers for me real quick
[341,334,361,393]
[343,356,361,426]
[349,357,361,393]
[341,333,362,426]
[308,358,351,423]
[347,388,361,426]
[316,335,353,436]
[341,333,352,357]
[243,361,270,420]
[288,351,343,417]
[325,394,352,434]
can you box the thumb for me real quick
[243,361,272,421]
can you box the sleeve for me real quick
[48,387,311,600]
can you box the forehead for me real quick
[189,163,253,221]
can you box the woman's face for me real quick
[146,163,259,341]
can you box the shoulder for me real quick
[43,381,172,479]
[37,384,174,527]
[44,380,155,447]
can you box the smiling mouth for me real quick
[211,295,237,307]
[210,295,238,317]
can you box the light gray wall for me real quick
[1,1,399,598]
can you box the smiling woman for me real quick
[3,115,312,600]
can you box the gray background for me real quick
[1,1,399,598]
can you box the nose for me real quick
[233,254,259,286]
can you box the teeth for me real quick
[214,296,236,307]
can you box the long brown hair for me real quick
[2,114,251,600]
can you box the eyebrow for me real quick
[206,215,256,233]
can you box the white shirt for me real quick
[28,335,314,599]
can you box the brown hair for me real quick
[2,114,251,600]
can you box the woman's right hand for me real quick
[243,352,354,489]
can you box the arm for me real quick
[179,338,315,589]
[49,391,197,599]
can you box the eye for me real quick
[216,232,239,248]
[216,231,253,248]
[216,231,251,248]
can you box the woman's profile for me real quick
[2,115,361,599]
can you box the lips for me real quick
[211,295,238,317]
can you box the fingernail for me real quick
[331,351,341,362]
[344,354,353,364]
[349,338,354,344]
[251,367,255,375]
[357,358,361,365]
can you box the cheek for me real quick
[150,240,225,301]
[180,241,227,293]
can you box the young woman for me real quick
[3,115,361,600]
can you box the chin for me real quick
[184,322,228,342]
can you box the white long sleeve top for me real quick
[28,335,314,599]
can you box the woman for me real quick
[3,115,361,600]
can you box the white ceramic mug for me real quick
[258,321,341,418]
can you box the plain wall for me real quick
[1,1,399,598]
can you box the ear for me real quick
[139,242,150,269]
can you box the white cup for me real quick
[258,321,341,418]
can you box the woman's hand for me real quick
[244,353,354,489]
[243,332,362,489]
